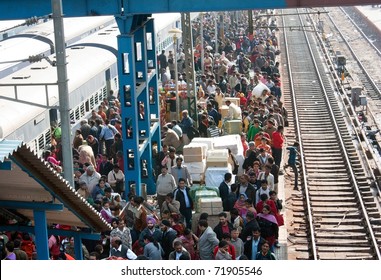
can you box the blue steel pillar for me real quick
[135,24,154,193]
[73,235,83,260]
[33,210,50,260]
[116,15,161,198]
[116,29,142,198]
[145,19,161,194]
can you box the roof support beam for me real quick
[1,0,381,19]
[0,201,64,211]
[33,209,50,260]
[0,225,101,240]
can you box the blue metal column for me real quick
[73,235,83,260]
[33,210,50,260]
[135,25,154,192]
[145,18,161,194]
[116,16,142,198]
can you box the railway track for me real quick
[322,7,381,130]
[281,8,381,260]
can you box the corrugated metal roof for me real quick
[0,140,112,232]
[0,139,23,163]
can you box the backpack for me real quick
[186,126,200,140]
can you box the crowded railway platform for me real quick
[1,5,381,261]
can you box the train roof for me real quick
[151,12,199,31]
[0,24,119,139]
[0,16,115,79]
[151,13,181,31]
[0,20,25,33]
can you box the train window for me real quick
[29,139,37,154]
[102,87,107,99]
[12,75,31,80]
[31,66,48,70]
[70,110,75,123]
[75,107,80,121]
[148,60,154,68]
[146,33,153,50]
[80,103,85,117]
[85,100,90,111]
[38,134,45,151]
[114,78,118,90]
[99,91,104,103]
[123,53,130,74]
[94,93,99,105]
[45,129,51,146]
[90,96,95,110]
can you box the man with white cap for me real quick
[79,165,101,194]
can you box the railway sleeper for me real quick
[305,168,348,173]
[357,190,376,197]
[362,201,378,208]
[317,252,374,260]
[308,196,358,201]
[303,150,343,155]
[296,212,361,218]
[295,246,310,252]
[315,225,371,232]
[305,164,349,168]
[315,239,371,246]
[315,232,368,239]
[316,246,373,253]
[299,217,368,225]
[301,135,337,140]
[300,128,336,132]
[308,206,375,213]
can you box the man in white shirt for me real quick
[79,165,101,194]
[110,236,137,260]
[225,100,242,120]
[107,164,125,195]
[156,166,177,212]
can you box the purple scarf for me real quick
[257,213,278,225]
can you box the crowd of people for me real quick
[1,10,301,261]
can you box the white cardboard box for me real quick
[190,137,214,150]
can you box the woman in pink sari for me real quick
[234,193,248,220]
[256,205,278,250]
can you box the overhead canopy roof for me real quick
[0,139,112,232]
[1,0,381,19]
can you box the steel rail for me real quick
[282,9,317,260]
[285,8,380,259]
[319,8,381,259]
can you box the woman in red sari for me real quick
[171,213,185,237]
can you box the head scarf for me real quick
[257,213,278,225]
[146,216,156,225]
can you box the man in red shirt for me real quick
[272,125,284,167]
